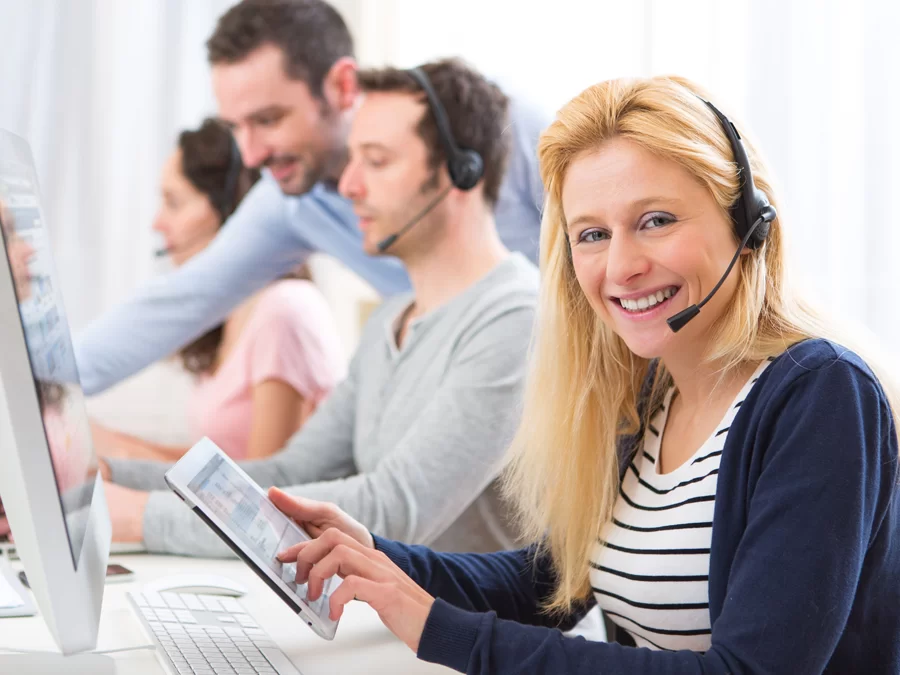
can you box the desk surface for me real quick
[0,552,451,674]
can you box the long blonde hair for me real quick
[502,75,900,613]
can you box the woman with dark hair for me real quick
[91,119,346,461]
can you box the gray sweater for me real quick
[107,253,539,557]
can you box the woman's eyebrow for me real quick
[631,196,681,209]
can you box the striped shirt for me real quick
[590,358,774,651]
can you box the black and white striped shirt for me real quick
[590,359,773,651]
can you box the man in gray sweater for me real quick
[100,58,540,558]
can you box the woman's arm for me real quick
[245,379,310,459]
[241,281,343,460]
[269,489,591,636]
[276,359,899,675]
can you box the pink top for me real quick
[187,280,347,459]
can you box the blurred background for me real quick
[0,0,898,441]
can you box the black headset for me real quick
[406,67,484,191]
[700,97,775,250]
[217,132,244,220]
[665,97,777,332]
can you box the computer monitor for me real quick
[0,129,111,656]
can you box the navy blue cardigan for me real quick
[373,339,900,674]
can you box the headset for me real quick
[665,97,777,332]
[376,67,485,253]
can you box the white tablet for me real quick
[165,437,341,640]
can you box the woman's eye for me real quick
[643,213,675,229]
[578,229,608,243]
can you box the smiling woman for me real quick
[271,74,900,675]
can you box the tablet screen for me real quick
[186,453,337,619]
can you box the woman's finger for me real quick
[288,528,349,585]
[268,487,339,528]
[305,540,392,601]
[326,575,384,622]
[276,540,311,563]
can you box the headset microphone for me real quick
[665,97,777,333]
[375,184,453,253]
[666,206,775,332]
[154,229,220,258]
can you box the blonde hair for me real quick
[502,75,900,613]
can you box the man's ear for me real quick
[322,56,359,112]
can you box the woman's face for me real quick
[1,201,35,302]
[152,150,222,266]
[562,137,746,361]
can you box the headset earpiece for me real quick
[448,149,484,191]
[700,98,776,250]
[407,67,485,192]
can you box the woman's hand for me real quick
[278,527,435,653]
[268,487,374,548]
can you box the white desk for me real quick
[0,553,452,674]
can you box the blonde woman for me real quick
[267,76,900,674]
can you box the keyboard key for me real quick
[219,597,243,613]
[217,615,237,623]
[175,610,197,624]
[200,596,224,612]
[156,609,177,622]
[144,591,168,608]
[182,594,205,611]
[224,627,245,637]
[133,593,149,607]
[235,615,259,628]
[250,640,278,649]
[161,593,187,610]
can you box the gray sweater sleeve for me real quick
[107,354,360,557]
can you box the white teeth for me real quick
[618,287,677,313]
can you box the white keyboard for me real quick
[127,590,304,675]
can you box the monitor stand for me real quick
[0,653,117,674]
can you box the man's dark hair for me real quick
[206,0,354,96]
[357,58,511,206]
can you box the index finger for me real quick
[276,539,311,564]
[268,487,333,528]
[292,528,368,586]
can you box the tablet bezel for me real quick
[164,437,339,640]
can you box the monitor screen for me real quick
[0,161,96,569]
